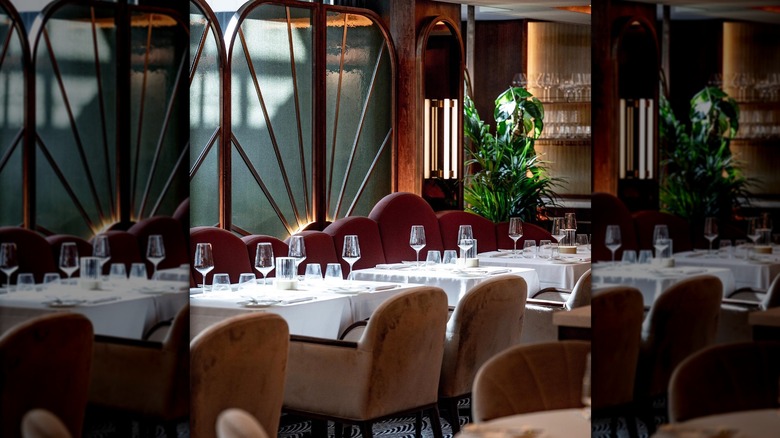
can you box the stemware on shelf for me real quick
[0,242,19,291]
[288,235,307,270]
[703,217,718,256]
[457,225,474,260]
[604,225,622,265]
[652,225,670,259]
[508,217,523,257]
[59,242,79,282]
[409,225,426,268]
[254,243,275,285]
[342,235,361,280]
[146,235,166,279]
[92,234,111,274]
[194,243,215,292]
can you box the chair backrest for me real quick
[565,269,592,310]
[191,313,289,438]
[173,198,190,230]
[102,230,143,274]
[128,216,190,272]
[472,340,591,422]
[439,275,527,399]
[0,313,93,438]
[591,192,637,262]
[368,192,444,262]
[190,227,253,284]
[668,341,780,422]
[437,210,498,252]
[216,408,270,438]
[323,216,386,272]
[45,235,93,278]
[22,409,73,438]
[357,286,448,419]
[762,273,780,310]
[0,226,58,283]
[637,275,723,398]
[495,221,554,249]
[591,286,644,410]
[632,210,692,253]
[286,231,339,275]
[241,235,289,280]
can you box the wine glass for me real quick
[409,225,426,267]
[0,242,19,291]
[747,217,761,259]
[146,235,165,279]
[457,225,474,260]
[59,242,79,283]
[703,217,718,256]
[92,234,111,275]
[254,243,275,285]
[288,235,307,271]
[551,217,566,244]
[652,225,670,259]
[564,213,577,247]
[193,243,215,292]
[605,225,622,265]
[342,235,361,280]
[508,217,523,257]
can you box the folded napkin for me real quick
[374,263,410,270]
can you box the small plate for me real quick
[242,300,280,308]
[47,300,85,308]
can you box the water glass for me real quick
[638,250,653,264]
[109,263,127,283]
[719,240,733,258]
[79,257,101,290]
[523,240,537,258]
[621,250,637,264]
[238,273,257,290]
[304,263,323,282]
[550,243,560,260]
[276,257,297,289]
[735,239,748,259]
[425,250,442,265]
[212,273,231,291]
[539,239,552,259]
[43,272,62,288]
[325,263,343,282]
[442,250,458,265]
[17,273,35,292]
[576,234,589,250]
[130,263,147,280]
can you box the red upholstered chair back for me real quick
[101,231,143,275]
[172,198,189,230]
[45,235,93,278]
[368,192,444,263]
[323,216,386,273]
[591,192,638,262]
[496,221,554,249]
[632,210,692,253]
[128,216,190,273]
[436,210,498,252]
[285,231,339,275]
[190,227,253,284]
[242,235,288,280]
[0,227,58,283]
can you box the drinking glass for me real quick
[425,250,442,265]
[621,250,637,264]
[238,273,257,290]
[442,250,458,265]
[325,263,343,282]
[508,217,523,257]
[539,239,552,259]
[212,273,231,291]
[304,264,323,283]
[130,263,147,280]
[719,240,732,258]
[638,249,653,264]
[564,213,577,246]
[92,234,111,274]
[109,264,127,284]
[59,242,79,283]
[576,234,589,251]
[523,240,537,258]
[551,217,566,244]
[457,225,474,260]
[342,235,361,280]
[194,243,215,292]
[703,217,718,256]
[43,272,62,287]
[146,235,165,279]
[747,217,761,246]
[254,243,275,285]
[17,273,34,292]
[275,257,297,284]
[288,235,307,271]
[0,242,19,291]
[653,225,670,259]
[735,239,748,259]
[409,225,426,267]
[605,225,622,265]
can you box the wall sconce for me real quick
[423,98,459,179]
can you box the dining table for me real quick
[553,305,591,341]
[478,250,590,290]
[456,408,590,437]
[652,409,780,438]
[673,250,780,290]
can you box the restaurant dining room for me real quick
[0,0,778,438]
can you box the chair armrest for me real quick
[290,334,358,349]
[338,321,368,341]
[725,287,766,299]
[530,287,571,299]
[526,298,566,308]
[722,298,763,309]
[94,334,163,350]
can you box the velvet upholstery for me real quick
[191,313,289,438]
[216,409,270,438]
[102,230,143,275]
[22,409,72,438]
[472,341,591,422]
[436,210,498,252]
[632,210,692,253]
[635,275,723,399]
[128,216,190,273]
[45,235,93,277]
[0,313,93,438]
[591,192,638,262]
[668,341,780,422]
[286,231,339,275]
[495,222,554,250]
[323,216,387,273]
[368,192,444,263]
[283,287,448,429]
[88,305,190,429]
[242,235,288,279]
[172,198,190,233]
[0,226,58,283]
[190,227,253,284]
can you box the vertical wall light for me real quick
[423,98,459,179]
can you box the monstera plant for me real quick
[463,87,560,223]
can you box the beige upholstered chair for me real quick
[0,314,93,438]
[438,275,527,433]
[283,287,449,438]
[668,341,780,422]
[520,270,592,344]
[88,305,190,437]
[216,409,270,438]
[21,409,73,438]
[717,273,780,344]
[191,313,289,438]
[472,340,591,423]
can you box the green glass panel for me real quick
[0,7,25,226]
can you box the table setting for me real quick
[478,249,590,290]
[674,250,780,290]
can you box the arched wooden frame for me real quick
[416,16,465,209]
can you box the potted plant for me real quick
[462,86,560,223]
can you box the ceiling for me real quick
[437,1,780,25]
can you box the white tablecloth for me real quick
[0,279,187,339]
[478,251,590,290]
[457,408,590,438]
[654,409,780,438]
[674,251,780,290]
[351,265,540,306]
[592,263,736,306]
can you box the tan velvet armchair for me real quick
[283,286,449,438]
[190,313,289,438]
[520,269,592,344]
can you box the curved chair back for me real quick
[762,273,780,310]
[637,275,723,399]
[472,340,591,422]
[241,235,288,280]
[101,230,143,274]
[591,192,637,262]
[286,231,339,275]
[0,313,93,438]
[591,286,644,410]
[632,210,692,253]
[128,216,190,273]
[216,409,270,438]
[495,221,554,250]
[439,275,527,399]
[22,409,73,438]
[437,210,498,252]
[190,227,253,284]
[368,192,444,262]
[191,313,289,438]
[323,216,386,273]
[46,235,92,278]
[0,227,58,283]
[173,198,190,231]
[565,269,592,310]
[668,341,780,422]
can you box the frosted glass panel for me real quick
[0,6,25,226]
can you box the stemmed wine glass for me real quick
[342,235,361,280]
[508,217,523,257]
[254,243,275,285]
[288,235,307,272]
[457,225,474,261]
[59,242,79,283]
[92,234,111,276]
[747,217,761,258]
[409,225,426,268]
[0,242,19,291]
[703,217,718,257]
[193,243,214,292]
[146,235,165,279]
[653,224,669,260]
[551,217,566,244]
[605,225,622,265]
